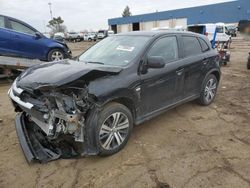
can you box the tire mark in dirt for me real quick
[231,131,250,146]
[133,131,171,188]
[148,169,170,188]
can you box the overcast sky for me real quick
[0,0,232,32]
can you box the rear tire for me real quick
[95,103,133,156]
[198,74,218,106]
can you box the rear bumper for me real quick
[15,113,61,163]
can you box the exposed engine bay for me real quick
[24,87,93,141]
[10,80,97,162]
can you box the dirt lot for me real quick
[0,38,249,188]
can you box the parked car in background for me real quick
[53,35,65,42]
[0,15,71,61]
[9,31,221,163]
[54,32,65,39]
[226,25,237,37]
[107,30,115,36]
[78,32,85,41]
[97,30,108,39]
[66,32,81,42]
[84,32,97,41]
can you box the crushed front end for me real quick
[8,80,95,163]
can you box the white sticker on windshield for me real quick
[116,45,135,52]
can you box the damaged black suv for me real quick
[9,31,221,163]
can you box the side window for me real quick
[0,16,5,28]
[198,38,210,52]
[182,36,202,57]
[9,20,36,35]
[148,36,178,63]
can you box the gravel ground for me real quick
[0,38,249,188]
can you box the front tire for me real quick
[95,103,133,156]
[198,74,218,106]
[47,49,65,62]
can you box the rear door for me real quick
[7,18,45,59]
[0,16,12,55]
[180,35,206,97]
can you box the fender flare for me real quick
[82,90,139,156]
[200,68,221,92]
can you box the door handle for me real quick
[203,57,209,65]
[176,68,184,75]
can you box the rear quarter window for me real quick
[182,36,202,57]
[198,38,210,52]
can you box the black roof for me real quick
[116,30,210,43]
[116,30,202,37]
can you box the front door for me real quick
[139,35,185,116]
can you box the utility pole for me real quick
[48,2,53,20]
[43,20,46,33]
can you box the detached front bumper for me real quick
[15,113,61,163]
[15,113,35,162]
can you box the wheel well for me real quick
[211,71,220,82]
[111,98,136,120]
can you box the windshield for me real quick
[79,35,151,66]
[216,26,224,33]
[227,26,236,30]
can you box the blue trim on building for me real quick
[108,0,250,26]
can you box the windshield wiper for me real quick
[87,61,104,65]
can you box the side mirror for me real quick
[35,32,43,39]
[147,56,165,69]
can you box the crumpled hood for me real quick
[16,59,122,90]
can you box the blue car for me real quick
[0,15,71,61]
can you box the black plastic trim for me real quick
[15,113,35,163]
